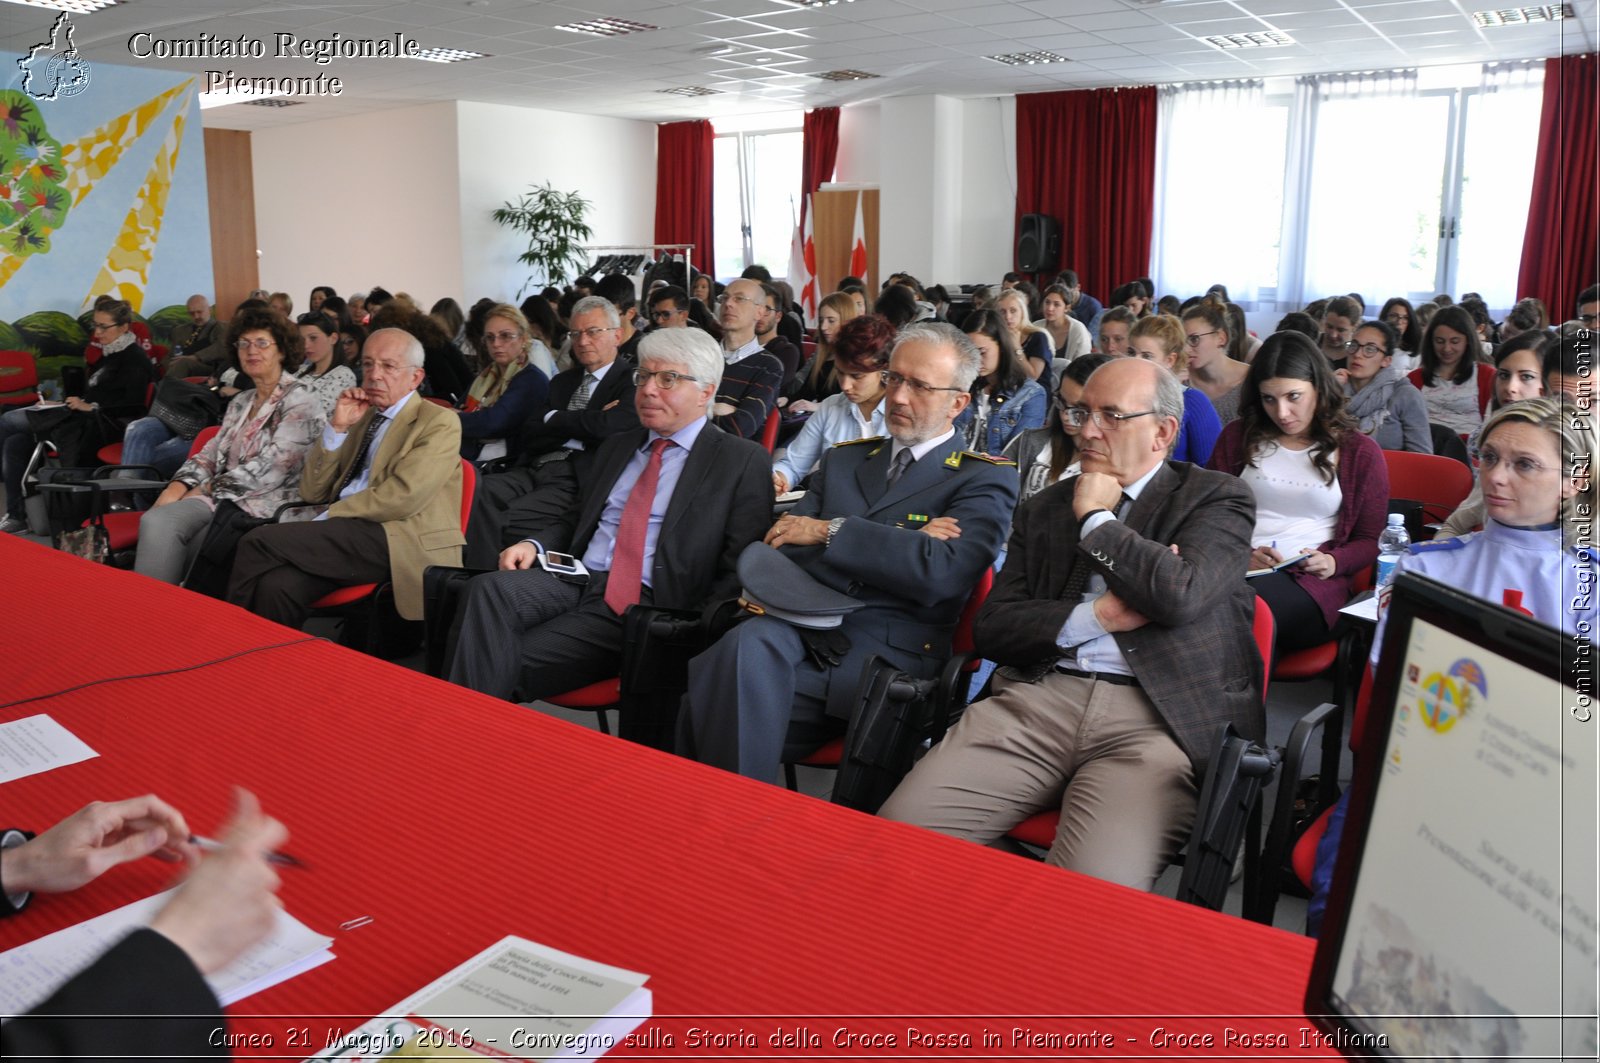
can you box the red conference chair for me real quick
[1382,450,1475,537]
[1004,595,1276,853]
[544,676,623,736]
[759,407,781,453]
[92,381,159,465]
[781,568,995,794]
[307,458,476,655]
[71,427,221,559]
[0,350,40,407]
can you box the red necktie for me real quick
[605,437,671,615]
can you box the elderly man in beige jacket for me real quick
[228,328,464,628]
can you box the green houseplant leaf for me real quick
[491,182,595,298]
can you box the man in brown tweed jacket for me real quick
[881,358,1261,890]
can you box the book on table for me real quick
[311,935,651,1062]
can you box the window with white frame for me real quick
[712,121,803,282]
[1152,63,1544,316]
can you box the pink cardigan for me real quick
[1207,422,1390,628]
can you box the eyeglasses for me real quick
[649,308,683,322]
[1581,313,1598,326]
[236,337,276,351]
[1346,342,1388,359]
[484,330,522,345]
[718,293,758,308]
[361,359,413,376]
[880,370,964,396]
[1478,447,1553,479]
[90,322,120,332]
[633,368,704,390]
[1184,330,1219,347]
[1062,407,1157,431]
[571,326,617,342]
[1382,314,1409,326]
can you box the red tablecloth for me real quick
[1,537,1335,1060]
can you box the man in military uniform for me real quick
[679,322,1018,783]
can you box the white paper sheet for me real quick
[0,889,333,1017]
[0,715,99,784]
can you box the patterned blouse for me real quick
[174,375,324,518]
[296,363,357,417]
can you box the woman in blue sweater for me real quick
[1127,313,1222,464]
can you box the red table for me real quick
[2,537,1336,1060]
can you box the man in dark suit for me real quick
[679,322,1018,783]
[447,327,772,713]
[881,358,1260,891]
[464,296,640,568]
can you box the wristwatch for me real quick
[1079,508,1113,525]
[825,516,846,548]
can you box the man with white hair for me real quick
[228,327,464,628]
[881,357,1260,892]
[446,327,772,711]
[679,322,1017,783]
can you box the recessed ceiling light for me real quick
[1472,4,1573,26]
[242,98,305,108]
[656,85,721,96]
[692,43,739,56]
[1202,30,1294,49]
[809,68,880,81]
[792,0,856,7]
[199,90,284,110]
[408,47,487,62]
[986,51,1071,66]
[1,0,119,12]
[555,17,658,37]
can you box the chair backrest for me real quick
[759,407,781,453]
[1383,449,1475,525]
[1251,595,1274,700]
[457,458,476,532]
[951,567,995,656]
[188,426,220,458]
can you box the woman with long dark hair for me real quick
[1207,332,1389,655]
[956,308,1046,455]
[1408,304,1495,436]
[1003,353,1113,505]
[1379,297,1421,371]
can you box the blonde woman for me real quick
[1127,314,1222,464]
[993,287,1053,383]
[790,291,860,413]
[459,303,551,462]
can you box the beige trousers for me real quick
[880,671,1198,891]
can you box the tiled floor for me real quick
[18,523,1337,937]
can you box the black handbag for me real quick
[148,377,225,439]
[181,500,268,600]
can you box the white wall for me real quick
[957,96,1017,286]
[835,102,880,186]
[252,102,463,308]
[841,95,1018,288]
[455,101,656,303]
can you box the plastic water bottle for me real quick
[1376,513,1411,588]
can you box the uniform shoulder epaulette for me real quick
[1412,536,1468,553]
[831,435,885,448]
[959,450,1016,466]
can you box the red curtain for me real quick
[655,119,715,280]
[801,107,840,222]
[1015,87,1156,299]
[1516,53,1598,318]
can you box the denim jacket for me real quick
[955,377,1047,456]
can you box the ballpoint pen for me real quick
[189,834,308,869]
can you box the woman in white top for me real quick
[1208,332,1389,656]
[1034,284,1090,361]
[294,311,356,418]
[771,314,894,494]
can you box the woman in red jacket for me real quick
[1208,331,1389,655]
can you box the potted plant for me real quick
[491,182,594,298]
